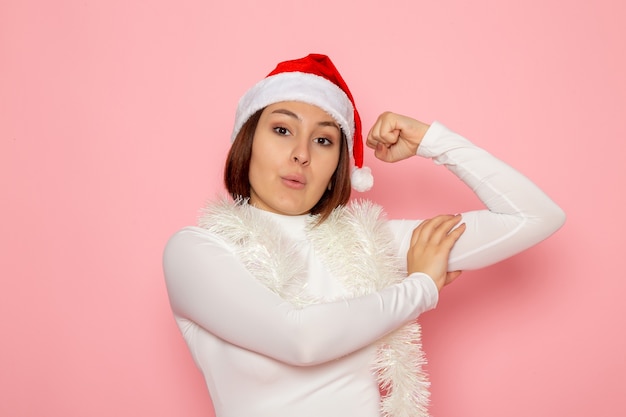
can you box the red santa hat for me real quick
[231,53,373,192]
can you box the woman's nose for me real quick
[291,140,310,165]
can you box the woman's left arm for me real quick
[367,112,566,271]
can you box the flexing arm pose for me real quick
[164,111,564,365]
[163,53,565,417]
[368,112,564,290]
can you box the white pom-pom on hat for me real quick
[351,167,374,192]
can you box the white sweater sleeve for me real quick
[163,227,439,366]
[163,122,565,367]
[389,121,566,271]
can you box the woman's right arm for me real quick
[163,227,441,367]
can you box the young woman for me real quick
[163,54,565,417]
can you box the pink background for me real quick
[2,0,625,416]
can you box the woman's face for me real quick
[248,101,342,216]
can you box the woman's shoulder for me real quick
[164,226,232,256]
[168,225,215,238]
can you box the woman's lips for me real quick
[281,174,306,190]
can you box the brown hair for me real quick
[224,108,352,223]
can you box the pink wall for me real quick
[2,0,624,416]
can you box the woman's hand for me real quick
[407,214,466,291]
[366,112,430,162]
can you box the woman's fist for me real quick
[366,112,430,162]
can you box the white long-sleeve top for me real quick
[163,122,565,417]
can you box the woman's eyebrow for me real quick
[318,120,341,131]
[271,108,340,131]
[271,108,301,120]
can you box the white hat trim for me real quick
[231,72,355,151]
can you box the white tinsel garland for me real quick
[199,198,431,417]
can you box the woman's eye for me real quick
[315,137,332,146]
[273,126,290,136]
